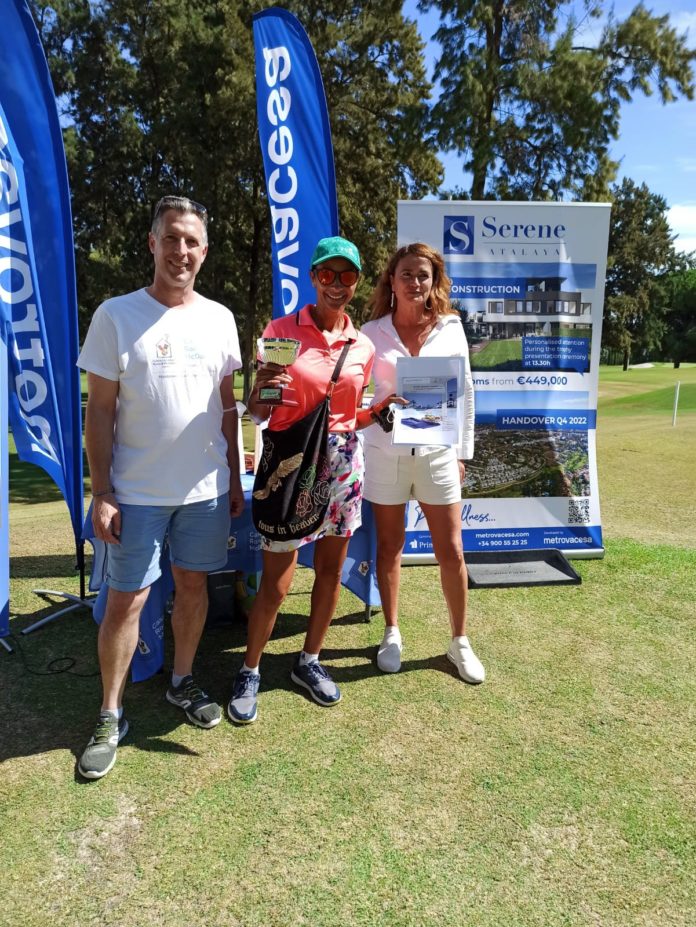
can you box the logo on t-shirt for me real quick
[156,336,172,358]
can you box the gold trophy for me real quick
[256,337,301,405]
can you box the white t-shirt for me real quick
[78,288,242,505]
[361,312,475,459]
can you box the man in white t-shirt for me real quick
[76,195,244,780]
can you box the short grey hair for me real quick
[151,195,208,242]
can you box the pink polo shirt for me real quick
[261,305,374,432]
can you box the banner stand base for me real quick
[466,549,581,589]
[0,635,13,653]
[21,589,95,635]
[364,604,380,623]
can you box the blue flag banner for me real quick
[253,7,339,318]
[1,345,8,636]
[0,1,84,635]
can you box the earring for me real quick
[390,290,394,309]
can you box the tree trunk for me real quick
[470,2,503,199]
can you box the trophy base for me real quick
[258,386,284,405]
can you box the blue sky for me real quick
[404,2,696,254]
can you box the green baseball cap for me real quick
[310,236,361,272]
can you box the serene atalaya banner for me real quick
[253,7,339,318]
[398,201,611,559]
[0,1,84,635]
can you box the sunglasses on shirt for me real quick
[314,267,360,287]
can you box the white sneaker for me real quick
[446,636,485,684]
[377,628,402,673]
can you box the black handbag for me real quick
[252,340,353,542]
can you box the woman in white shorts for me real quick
[361,243,485,684]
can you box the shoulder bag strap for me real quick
[327,339,354,399]
[297,311,352,395]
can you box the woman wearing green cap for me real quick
[228,236,381,723]
[361,242,485,685]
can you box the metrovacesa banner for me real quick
[398,201,611,559]
[0,1,84,635]
[253,7,339,318]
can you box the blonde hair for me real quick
[368,242,456,320]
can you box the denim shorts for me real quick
[106,493,230,592]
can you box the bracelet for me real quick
[222,407,236,413]
[92,487,114,497]
[355,408,373,430]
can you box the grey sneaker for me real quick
[376,628,402,673]
[166,675,221,728]
[78,712,129,780]
[290,659,341,706]
[227,669,260,725]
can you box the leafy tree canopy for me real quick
[603,177,689,368]
[31,0,442,380]
[422,0,695,200]
[663,268,696,366]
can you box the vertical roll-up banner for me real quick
[398,201,611,560]
[0,0,84,637]
[253,7,339,318]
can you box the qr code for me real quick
[568,499,590,525]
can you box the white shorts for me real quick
[363,445,462,506]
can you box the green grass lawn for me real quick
[471,337,523,368]
[2,365,695,927]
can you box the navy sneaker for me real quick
[290,659,341,707]
[227,669,260,725]
[166,675,221,728]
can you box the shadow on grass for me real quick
[319,647,460,684]
[0,600,455,768]
[72,708,206,785]
[332,609,375,627]
[0,619,208,769]
[8,450,91,506]
[0,607,310,765]
[0,604,223,767]
[10,554,85,580]
[201,639,452,710]
[9,455,63,504]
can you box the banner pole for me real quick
[0,336,11,651]
[77,538,86,601]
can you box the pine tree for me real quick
[663,269,696,367]
[422,0,695,200]
[603,178,685,369]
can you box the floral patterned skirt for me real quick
[261,431,363,553]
